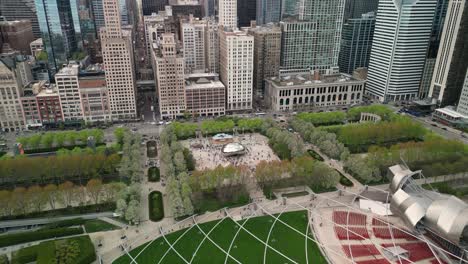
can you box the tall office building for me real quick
[75,0,100,62]
[201,0,217,17]
[429,0,468,107]
[238,0,256,27]
[279,20,317,72]
[35,0,83,74]
[205,17,219,73]
[55,64,83,122]
[0,20,35,55]
[281,0,300,19]
[457,69,468,116]
[144,7,177,61]
[248,24,281,98]
[92,0,105,33]
[100,0,137,120]
[142,0,168,15]
[296,0,345,72]
[0,0,41,38]
[256,0,281,25]
[181,16,206,73]
[338,12,375,74]
[0,57,25,132]
[366,0,437,102]
[419,0,449,98]
[219,0,237,29]
[343,0,379,21]
[152,33,186,119]
[219,30,254,111]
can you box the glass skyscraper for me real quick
[35,0,80,74]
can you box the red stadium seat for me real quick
[335,226,370,240]
[342,244,380,258]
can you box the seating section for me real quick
[355,259,390,264]
[430,259,447,264]
[373,227,416,240]
[335,226,370,240]
[342,245,380,258]
[333,211,367,225]
[382,243,434,262]
[372,218,387,226]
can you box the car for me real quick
[442,127,448,131]
[431,123,437,127]
[131,127,138,132]
[158,121,164,125]
[165,121,172,125]
[150,122,156,125]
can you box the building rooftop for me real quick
[79,76,106,89]
[267,72,362,87]
[56,64,79,76]
[36,84,58,97]
[434,107,468,119]
[185,73,225,90]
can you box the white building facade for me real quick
[366,0,438,102]
[0,59,25,132]
[181,16,207,73]
[219,30,254,111]
[219,0,237,29]
[55,64,83,122]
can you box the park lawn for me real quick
[194,193,250,214]
[148,167,160,182]
[84,219,119,233]
[149,191,164,221]
[112,211,326,264]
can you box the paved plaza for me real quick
[181,133,280,170]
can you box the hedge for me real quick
[148,167,160,182]
[23,143,106,154]
[42,218,86,229]
[11,236,95,264]
[0,254,8,264]
[149,191,164,221]
[0,227,83,247]
[0,202,115,221]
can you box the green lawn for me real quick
[84,219,119,233]
[148,167,160,182]
[149,191,164,221]
[113,210,327,264]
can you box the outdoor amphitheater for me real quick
[108,164,468,264]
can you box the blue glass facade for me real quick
[35,0,79,74]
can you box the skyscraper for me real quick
[219,30,254,111]
[34,0,80,74]
[100,0,137,120]
[281,0,300,19]
[338,12,375,74]
[219,0,237,29]
[237,0,256,27]
[256,0,281,25]
[298,0,345,72]
[279,20,317,72]
[0,20,35,55]
[152,33,186,119]
[429,0,468,107]
[457,69,468,116]
[0,0,41,38]
[75,0,100,62]
[142,0,168,15]
[204,17,219,73]
[418,0,449,99]
[366,0,437,102]
[248,24,282,98]
[343,0,379,21]
[0,57,25,132]
[55,64,83,122]
[181,16,206,73]
[92,0,105,33]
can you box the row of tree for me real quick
[344,138,468,183]
[296,111,347,126]
[160,126,195,218]
[17,129,105,150]
[0,180,125,217]
[336,118,427,152]
[255,156,340,192]
[115,131,143,224]
[290,119,349,160]
[0,152,121,187]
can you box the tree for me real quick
[58,181,75,207]
[115,199,127,216]
[11,187,27,215]
[43,184,59,210]
[86,179,103,204]
[125,199,140,224]
[0,190,12,216]
[26,185,47,212]
[56,240,80,264]
[174,151,186,173]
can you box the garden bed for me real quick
[282,191,309,198]
[84,219,119,233]
[307,149,324,161]
[148,167,160,182]
[149,191,164,222]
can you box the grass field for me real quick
[113,210,326,264]
[84,219,119,233]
